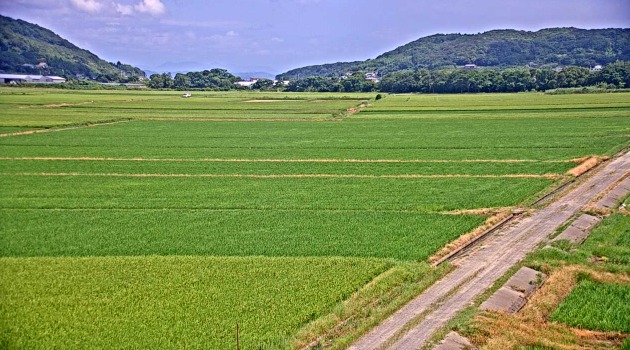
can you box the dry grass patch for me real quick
[566,157,606,177]
[469,265,630,350]
[428,210,514,265]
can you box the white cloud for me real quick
[271,37,284,43]
[226,30,239,37]
[70,0,104,13]
[115,3,134,15]
[134,0,165,16]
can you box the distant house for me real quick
[36,62,48,69]
[364,72,380,83]
[341,72,353,79]
[592,65,603,71]
[0,74,66,84]
[463,64,477,70]
[235,79,258,88]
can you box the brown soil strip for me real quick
[0,156,569,164]
[2,172,562,179]
[244,99,296,103]
[137,117,342,122]
[346,102,369,116]
[0,120,129,138]
[568,156,591,163]
[566,156,606,177]
[443,207,516,216]
[18,101,95,109]
[44,101,95,108]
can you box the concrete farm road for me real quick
[348,151,630,350]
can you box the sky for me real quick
[1,0,629,75]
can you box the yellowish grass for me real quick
[471,265,630,350]
[566,157,605,177]
[428,210,514,264]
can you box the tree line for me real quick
[283,61,630,93]
[144,61,629,93]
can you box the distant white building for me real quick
[463,64,477,70]
[0,74,66,84]
[235,79,258,88]
[365,72,380,83]
[592,65,603,71]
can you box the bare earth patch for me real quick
[44,101,94,108]
[17,101,95,109]
[138,117,341,122]
[244,99,297,103]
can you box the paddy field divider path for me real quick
[0,120,130,137]
[348,151,630,350]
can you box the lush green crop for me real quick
[0,88,367,127]
[0,256,390,349]
[2,88,629,349]
[0,158,574,176]
[2,113,628,161]
[581,214,630,266]
[0,209,485,260]
[0,175,553,211]
[551,279,630,333]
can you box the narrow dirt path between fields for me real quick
[0,156,570,163]
[137,117,343,122]
[0,120,129,138]
[2,172,561,179]
[348,151,630,350]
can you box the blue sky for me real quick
[1,0,629,74]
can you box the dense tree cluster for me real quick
[378,62,630,93]
[285,73,377,92]
[147,69,241,90]
[281,62,630,93]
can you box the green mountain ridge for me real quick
[0,15,145,81]
[278,27,630,79]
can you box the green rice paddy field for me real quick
[1,88,629,349]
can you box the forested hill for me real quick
[0,15,144,81]
[278,28,630,79]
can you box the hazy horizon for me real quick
[1,0,629,74]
